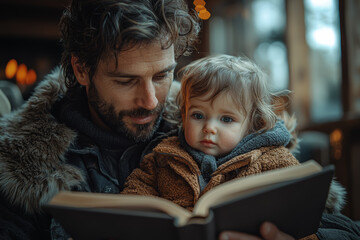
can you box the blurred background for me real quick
[0,0,359,221]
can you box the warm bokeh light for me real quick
[330,129,342,160]
[195,5,206,12]
[193,0,206,6]
[16,64,28,85]
[330,129,342,143]
[5,59,18,79]
[5,59,37,85]
[199,9,211,20]
[26,69,37,85]
[193,0,210,20]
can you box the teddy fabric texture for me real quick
[122,132,300,211]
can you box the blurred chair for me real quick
[295,131,330,166]
[0,80,24,111]
[0,89,11,116]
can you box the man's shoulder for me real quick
[0,66,77,173]
[0,68,83,214]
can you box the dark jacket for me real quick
[0,68,177,239]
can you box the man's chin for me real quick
[122,121,156,142]
[119,113,162,142]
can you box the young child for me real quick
[122,54,300,211]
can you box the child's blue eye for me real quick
[192,113,204,119]
[221,116,233,123]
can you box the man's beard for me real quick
[88,83,164,142]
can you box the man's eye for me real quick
[191,113,204,120]
[116,79,135,86]
[154,73,168,81]
[221,116,234,123]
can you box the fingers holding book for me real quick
[218,222,295,240]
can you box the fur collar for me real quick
[326,179,347,214]
[0,67,84,214]
[0,67,181,214]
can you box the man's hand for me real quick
[218,222,295,240]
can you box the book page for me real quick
[193,160,322,216]
[49,191,193,225]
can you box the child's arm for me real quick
[236,146,300,179]
[121,152,160,196]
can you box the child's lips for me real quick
[200,139,216,147]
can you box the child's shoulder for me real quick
[152,135,195,161]
[153,135,181,152]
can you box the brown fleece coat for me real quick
[122,135,300,211]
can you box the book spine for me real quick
[177,212,216,240]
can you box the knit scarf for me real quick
[179,121,291,190]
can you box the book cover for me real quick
[45,161,334,240]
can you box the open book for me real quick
[45,160,334,240]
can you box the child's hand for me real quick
[218,222,295,240]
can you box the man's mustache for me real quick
[120,104,163,118]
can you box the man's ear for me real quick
[71,56,90,86]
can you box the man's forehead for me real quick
[119,42,173,58]
[101,42,175,74]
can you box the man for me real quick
[0,0,359,239]
[0,0,196,238]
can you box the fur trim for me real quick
[0,67,84,214]
[325,179,347,213]
[0,68,185,214]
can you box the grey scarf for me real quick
[179,120,291,190]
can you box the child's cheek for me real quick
[184,123,198,148]
[220,129,243,150]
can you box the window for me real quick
[209,0,288,91]
[304,0,342,122]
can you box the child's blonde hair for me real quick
[174,54,290,134]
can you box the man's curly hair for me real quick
[59,0,200,88]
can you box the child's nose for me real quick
[202,122,216,134]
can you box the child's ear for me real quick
[71,55,90,86]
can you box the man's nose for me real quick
[202,121,217,134]
[136,81,158,110]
